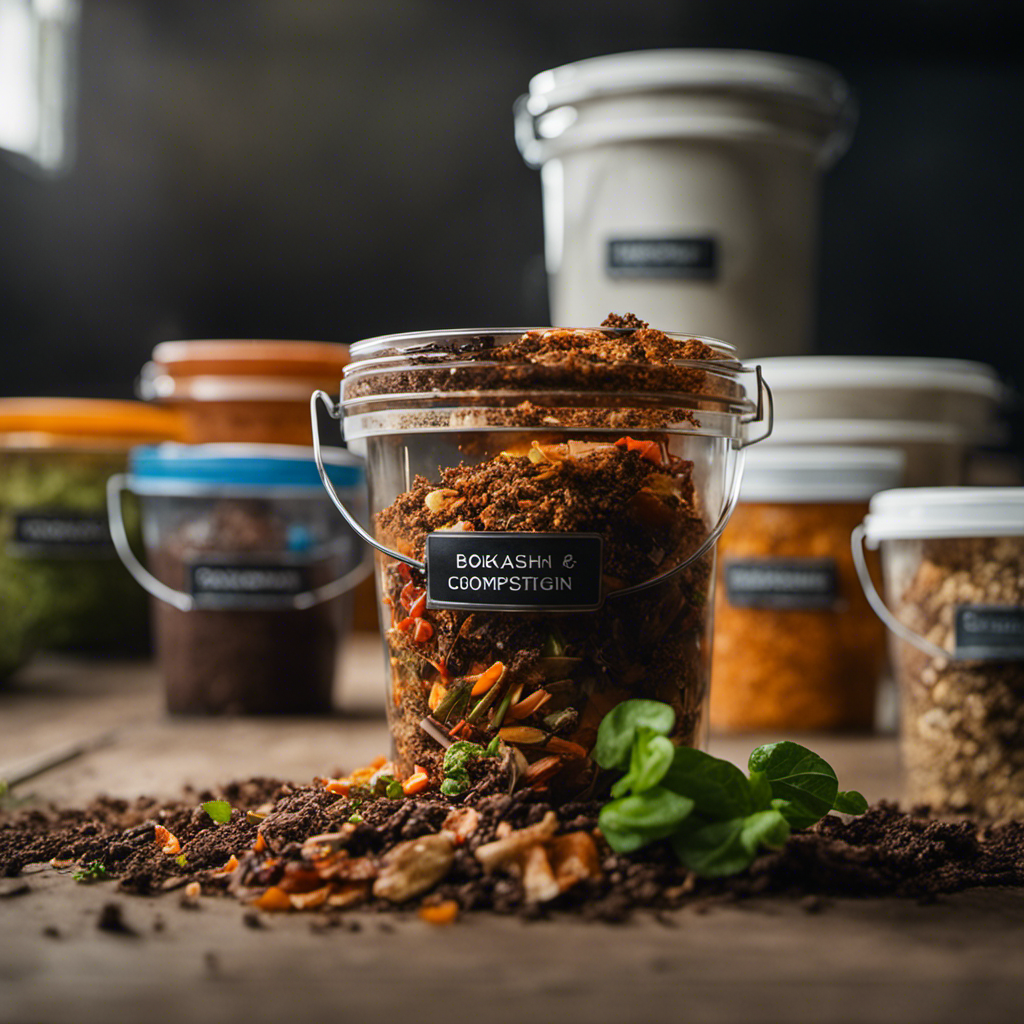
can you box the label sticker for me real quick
[187,562,311,608]
[9,512,114,558]
[954,605,1024,661]
[607,237,717,279]
[425,532,603,612]
[724,558,839,610]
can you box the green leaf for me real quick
[739,809,790,854]
[747,770,773,811]
[386,780,404,800]
[660,746,752,820]
[175,854,188,868]
[834,790,869,815]
[593,699,676,770]
[72,861,109,883]
[671,818,754,877]
[611,727,675,798]
[201,800,232,825]
[348,812,364,824]
[747,742,839,830]
[598,787,694,853]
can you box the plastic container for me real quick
[755,356,1008,486]
[515,50,855,357]
[711,446,904,732]
[108,444,369,715]
[312,323,772,794]
[0,398,184,676]
[138,340,350,445]
[855,488,1024,819]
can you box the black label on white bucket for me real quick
[9,511,114,558]
[954,605,1024,661]
[724,558,839,610]
[607,237,717,279]
[425,532,603,612]
[188,562,310,607]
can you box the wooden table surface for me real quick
[2,636,1022,1024]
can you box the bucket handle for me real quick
[312,373,771,598]
[851,522,951,661]
[106,473,372,613]
[311,390,426,570]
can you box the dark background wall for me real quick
[1,0,1022,453]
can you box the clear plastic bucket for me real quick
[109,444,369,715]
[312,325,771,794]
[854,488,1024,819]
[515,50,855,357]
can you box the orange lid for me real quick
[0,398,185,446]
[150,340,349,378]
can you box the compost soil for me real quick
[3,776,1023,923]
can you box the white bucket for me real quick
[755,356,1008,486]
[515,49,856,357]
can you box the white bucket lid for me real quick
[863,487,1024,542]
[756,356,1005,402]
[740,446,905,503]
[517,49,855,167]
[765,418,1004,447]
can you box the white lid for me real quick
[767,419,973,446]
[756,356,1005,402]
[863,487,1024,542]
[740,446,905,503]
[525,49,852,121]
[517,49,855,167]
[766,417,1008,449]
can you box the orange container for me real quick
[139,340,350,444]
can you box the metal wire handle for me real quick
[312,369,771,598]
[851,523,952,662]
[107,473,372,612]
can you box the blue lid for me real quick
[129,443,364,492]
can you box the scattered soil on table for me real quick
[3,774,1024,923]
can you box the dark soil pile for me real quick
[3,776,1024,921]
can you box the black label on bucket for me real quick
[188,562,311,606]
[724,558,839,610]
[954,605,1024,661]
[425,532,603,612]
[607,237,717,279]
[9,511,114,558]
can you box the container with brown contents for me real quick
[109,444,368,715]
[856,488,1024,820]
[711,447,904,731]
[315,315,772,794]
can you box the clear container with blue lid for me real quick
[109,443,368,714]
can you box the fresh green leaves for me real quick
[834,790,869,815]
[175,853,188,868]
[440,739,500,797]
[600,788,695,854]
[72,861,109,883]
[747,742,839,830]
[201,800,232,825]
[596,700,868,878]
[593,699,675,771]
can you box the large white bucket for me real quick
[515,50,856,358]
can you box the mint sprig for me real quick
[594,700,867,877]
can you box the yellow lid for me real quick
[0,398,185,447]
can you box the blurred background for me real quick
[0,0,1022,458]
